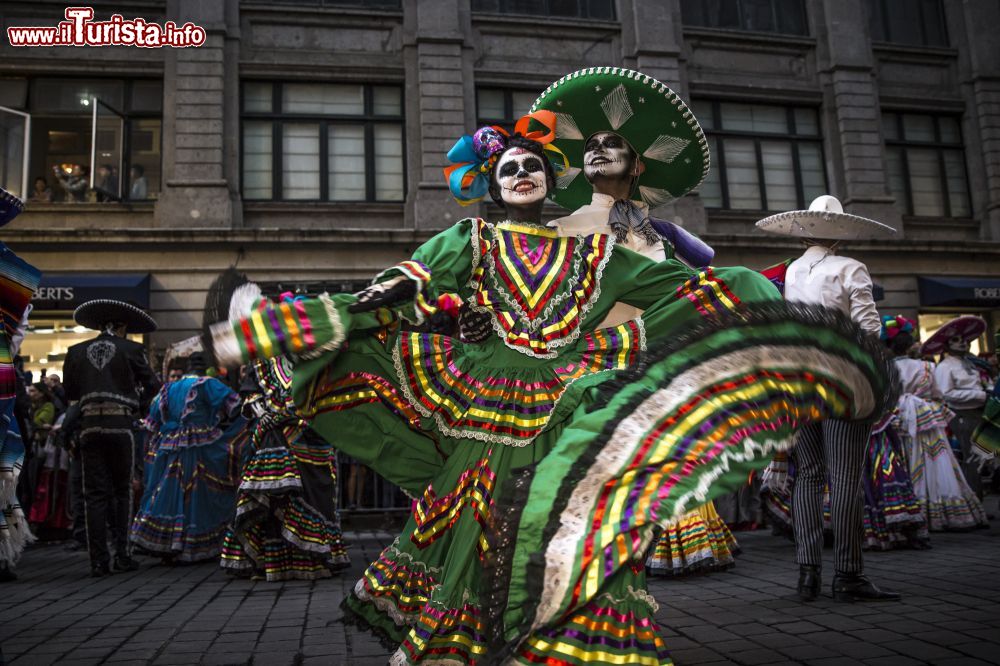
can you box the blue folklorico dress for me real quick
[130,375,246,561]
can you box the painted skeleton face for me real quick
[583,132,635,181]
[495,148,548,206]
[947,335,970,355]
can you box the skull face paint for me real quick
[583,131,635,181]
[495,148,548,207]
[947,335,970,355]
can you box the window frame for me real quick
[698,100,827,212]
[475,87,539,129]
[471,0,616,21]
[883,111,970,218]
[16,77,163,203]
[680,0,809,37]
[867,0,949,47]
[239,80,406,203]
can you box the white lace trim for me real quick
[594,585,660,613]
[390,331,633,448]
[298,293,346,361]
[533,345,875,629]
[476,224,618,359]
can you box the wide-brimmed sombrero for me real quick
[921,315,986,356]
[74,299,157,334]
[530,67,709,211]
[0,187,25,228]
[756,195,896,241]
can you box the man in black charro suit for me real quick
[63,299,160,577]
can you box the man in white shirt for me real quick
[757,195,899,603]
[931,321,989,498]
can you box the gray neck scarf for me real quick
[608,199,661,246]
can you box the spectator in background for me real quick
[44,374,67,416]
[53,164,88,202]
[29,176,53,203]
[27,383,55,453]
[94,164,118,202]
[130,164,148,200]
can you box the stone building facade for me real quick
[2,0,999,372]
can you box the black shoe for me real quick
[91,563,111,577]
[113,556,140,572]
[0,568,17,583]
[832,573,901,602]
[64,541,86,552]
[797,565,821,601]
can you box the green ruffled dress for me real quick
[214,218,893,665]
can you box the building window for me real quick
[883,112,969,218]
[471,0,615,20]
[680,0,808,36]
[241,82,405,202]
[476,87,539,129]
[866,0,947,47]
[0,77,162,202]
[251,0,400,7]
[693,100,826,211]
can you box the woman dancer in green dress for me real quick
[213,103,894,664]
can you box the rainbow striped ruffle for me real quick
[393,320,644,447]
[647,502,739,575]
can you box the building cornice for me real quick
[4,228,1000,256]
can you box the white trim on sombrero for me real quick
[532,66,712,201]
[74,299,157,333]
[755,209,896,241]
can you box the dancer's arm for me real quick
[352,218,478,324]
[211,219,479,366]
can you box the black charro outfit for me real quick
[63,333,159,572]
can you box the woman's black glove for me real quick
[348,276,417,313]
[458,305,493,343]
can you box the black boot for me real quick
[832,573,901,602]
[797,565,821,601]
[91,563,111,577]
[113,555,140,572]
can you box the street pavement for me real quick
[1,512,999,666]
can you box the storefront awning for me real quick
[32,273,151,311]
[918,276,1000,308]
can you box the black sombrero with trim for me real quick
[74,299,158,334]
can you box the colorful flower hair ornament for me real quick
[880,314,915,341]
[443,110,569,205]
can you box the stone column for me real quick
[404,0,472,230]
[154,0,234,228]
[949,0,1000,240]
[811,0,902,232]
[620,0,705,231]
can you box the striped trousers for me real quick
[792,419,870,574]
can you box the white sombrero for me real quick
[755,195,896,241]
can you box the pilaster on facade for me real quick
[812,0,902,234]
[949,0,1000,240]
[409,0,471,230]
[155,0,233,229]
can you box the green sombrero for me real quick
[530,67,709,211]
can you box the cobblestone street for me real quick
[1,515,998,666]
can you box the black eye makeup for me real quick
[522,158,543,173]
[498,161,520,178]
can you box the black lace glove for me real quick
[347,276,418,314]
[458,305,493,343]
[428,310,458,336]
